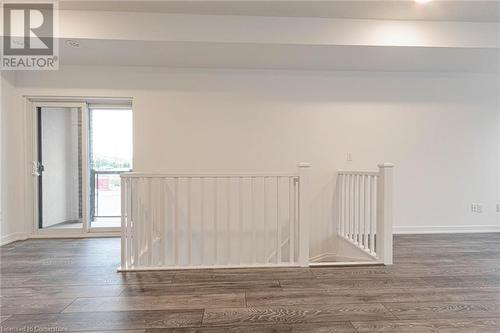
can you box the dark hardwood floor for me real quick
[1,233,499,332]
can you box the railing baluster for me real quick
[187,177,192,266]
[363,175,368,250]
[358,175,362,244]
[227,177,231,265]
[120,177,126,269]
[344,174,348,240]
[276,177,281,264]
[342,174,346,238]
[136,179,142,267]
[354,174,358,243]
[200,177,204,266]
[129,178,134,267]
[341,174,345,238]
[335,175,339,237]
[159,178,165,266]
[264,177,268,263]
[349,174,354,242]
[128,179,133,267]
[238,177,243,265]
[370,175,375,254]
[338,174,342,238]
[142,178,147,264]
[352,174,356,243]
[367,176,371,251]
[166,178,173,266]
[354,174,359,244]
[140,179,145,265]
[134,179,139,266]
[351,174,354,242]
[352,174,355,243]
[294,176,299,263]
[174,177,179,266]
[147,178,153,266]
[345,175,351,238]
[124,178,128,268]
[346,173,350,240]
[355,174,360,244]
[358,174,363,246]
[138,179,142,265]
[251,177,256,264]
[213,177,218,264]
[289,177,294,264]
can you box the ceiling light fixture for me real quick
[415,0,432,4]
[66,40,80,48]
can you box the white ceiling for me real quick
[60,0,500,22]
[52,1,500,71]
[60,39,500,72]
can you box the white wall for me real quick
[5,66,500,253]
[1,71,28,244]
[495,80,499,226]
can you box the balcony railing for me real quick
[90,169,130,221]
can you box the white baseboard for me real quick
[29,233,120,239]
[309,252,337,262]
[0,232,28,246]
[1,232,119,246]
[2,227,498,246]
[394,225,500,234]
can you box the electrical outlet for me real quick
[477,204,483,213]
[497,204,500,213]
[347,153,352,162]
[471,203,483,213]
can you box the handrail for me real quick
[120,172,299,178]
[338,170,379,176]
[94,169,130,175]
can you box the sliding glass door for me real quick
[34,102,132,234]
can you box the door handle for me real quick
[32,161,44,176]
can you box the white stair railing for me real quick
[335,163,394,264]
[120,163,310,270]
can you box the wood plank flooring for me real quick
[1,233,499,332]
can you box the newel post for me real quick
[376,163,394,265]
[297,162,311,267]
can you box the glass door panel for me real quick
[38,106,83,230]
[89,108,132,228]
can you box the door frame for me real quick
[31,101,91,236]
[25,96,132,239]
